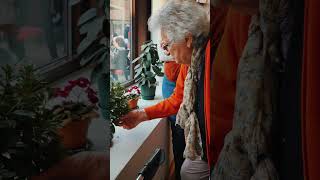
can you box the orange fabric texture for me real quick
[144,64,188,119]
[164,61,181,82]
[204,40,213,167]
[302,1,320,180]
[210,9,251,163]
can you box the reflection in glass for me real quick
[110,0,132,83]
[0,0,66,67]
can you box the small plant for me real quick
[51,77,99,126]
[124,85,141,100]
[133,41,164,87]
[0,65,65,179]
[132,41,164,100]
[109,82,130,146]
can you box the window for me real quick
[110,0,132,83]
[0,0,104,82]
[0,0,69,69]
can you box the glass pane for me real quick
[110,0,132,83]
[0,0,67,67]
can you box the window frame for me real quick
[37,0,151,85]
[36,0,98,83]
[119,0,151,87]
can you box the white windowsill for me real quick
[110,77,168,180]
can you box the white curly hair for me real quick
[148,0,210,43]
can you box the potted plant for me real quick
[124,85,141,109]
[109,82,130,147]
[50,77,99,150]
[75,0,109,122]
[0,65,65,179]
[133,41,164,100]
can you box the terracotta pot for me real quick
[58,118,91,149]
[128,98,139,109]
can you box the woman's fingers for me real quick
[116,110,146,129]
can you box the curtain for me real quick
[302,0,320,180]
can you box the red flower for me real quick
[88,94,99,104]
[77,77,90,88]
[64,84,74,94]
[86,87,97,96]
[68,80,78,86]
[52,87,70,98]
[58,90,69,98]
[53,88,61,97]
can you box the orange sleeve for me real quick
[164,62,181,82]
[144,65,188,120]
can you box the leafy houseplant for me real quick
[124,85,141,109]
[133,41,164,100]
[109,82,130,147]
[0,65,65,179]
[51,77,99,149]
[75,0,109,122]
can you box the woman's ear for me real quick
[186,34,193,48]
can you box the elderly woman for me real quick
[118,1,223,179]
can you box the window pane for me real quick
[0,0,67,67]
[110,0,132,83]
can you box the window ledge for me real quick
[110,77,169,179]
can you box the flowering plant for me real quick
[124,85,141,100]
[50,77,99,124]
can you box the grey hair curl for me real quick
[148,0,210,43]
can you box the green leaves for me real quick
[68,0,81,6]
[0,65,65,179]
[152,65,164,77]
[78,8,97,27]
[109,82,130,126]
[134,41,163,88]
[77,5,108,83]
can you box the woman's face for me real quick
[160,30,193,65]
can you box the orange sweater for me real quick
[145,64,188,119]
[164,61,181,82]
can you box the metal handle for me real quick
[136,148,165,180]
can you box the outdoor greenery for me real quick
[0,65,65,179]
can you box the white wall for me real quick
[150,0,168,44]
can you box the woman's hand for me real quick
[116,109,149,130]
